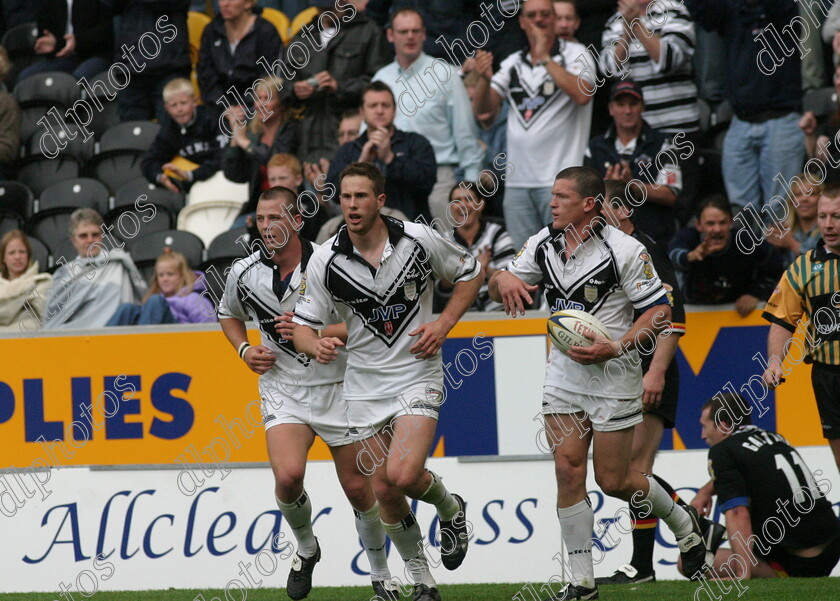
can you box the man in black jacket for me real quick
[584,80,685,252]
[326,81,436,223]
[280,0,391,165]
[141,78,227,192]
[107,0,191,122]
[18,0,113,80]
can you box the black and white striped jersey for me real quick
[219,240,346,389]
[443,219,515,312]
[506,221,669,399]
[294,215,481,401]
[600,0,700,134]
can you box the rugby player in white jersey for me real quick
[293,162,484,601]
[488,166,708,600]
[218,186,397,601]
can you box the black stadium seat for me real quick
[49,236,78,270]
[99,121,160,153]
[14,71,81,108]
[1,22,44,87]
[206,227,251,261]
[0,181,35,220]
[114,177,185,215]
[16,155,82,198]
[38,178,110,215]
[27,236,50,271]
[26,123,97,163]
[26,207,76,254]
[130,229,205,282]
[86,151,145,194]
[0,211,23,237]
[106,204,176,250]
[130,229,205,276]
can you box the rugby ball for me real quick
[547,309,612,353]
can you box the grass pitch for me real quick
[1,579,839,601]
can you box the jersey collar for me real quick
[332,214,406,261]
[812,240,840,262]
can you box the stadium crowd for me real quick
[2,0,839,331]
[3,2,840,600]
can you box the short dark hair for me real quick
[702,392,752,430]
[552,0,578,16]
[697,194,732,219]
[449,181,486,203]
[555,166,605,201]
[604,179,631,210]
[361,80,396,107]
[822,181,840,201]
[388,7,424,29]
[259,186,299,217]
[340,162,386,196]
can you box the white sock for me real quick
[382,513,436,588]
[276,491,318,557]
[556,499,595,589]
[643,474,692,538]
[418,470,460,521]
[354,502,391,581]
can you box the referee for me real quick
[762,182,840,474]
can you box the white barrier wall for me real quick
[3,447,839,594]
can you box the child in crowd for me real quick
[107,250,216,326]
[141,78,227,193]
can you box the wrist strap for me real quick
[238,341,251,359]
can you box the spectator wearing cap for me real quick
[372,8,484,229]
[585,81,683,251]
[600,0,701,216]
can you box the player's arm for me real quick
[691,479,716,517]
[409,267,485,360]
[642,331,679,410]
[292,324,344,364]
[764,323,794,387]
[219,317,276,375]
[723,505,755,579]
[568,302,671,365]
[488,270,540,317]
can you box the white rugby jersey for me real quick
[293,216,481,401]
[491,39,595,188]
[506,221,669,399]
[219,240,346,391]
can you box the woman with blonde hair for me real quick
[224,75,301,228]
[107,249,216,326]
[0,230,51,333]
[768,173,823,266]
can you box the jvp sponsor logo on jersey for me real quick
[550,299,585,312]
[368,304,408,323]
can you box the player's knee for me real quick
[594,472,631,499]
[554,461,586,488]
[274,469,305,497]
[373,478,403,506]
[340,477,371,507]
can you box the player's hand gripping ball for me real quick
[547,309,612,354]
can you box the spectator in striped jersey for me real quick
[436,181,515,312]
[600,0,701,215]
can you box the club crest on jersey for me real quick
[385,321,394,336]
[584,284,598,303]
[404,280,418,301]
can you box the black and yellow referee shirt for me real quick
[763,240,840,365]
